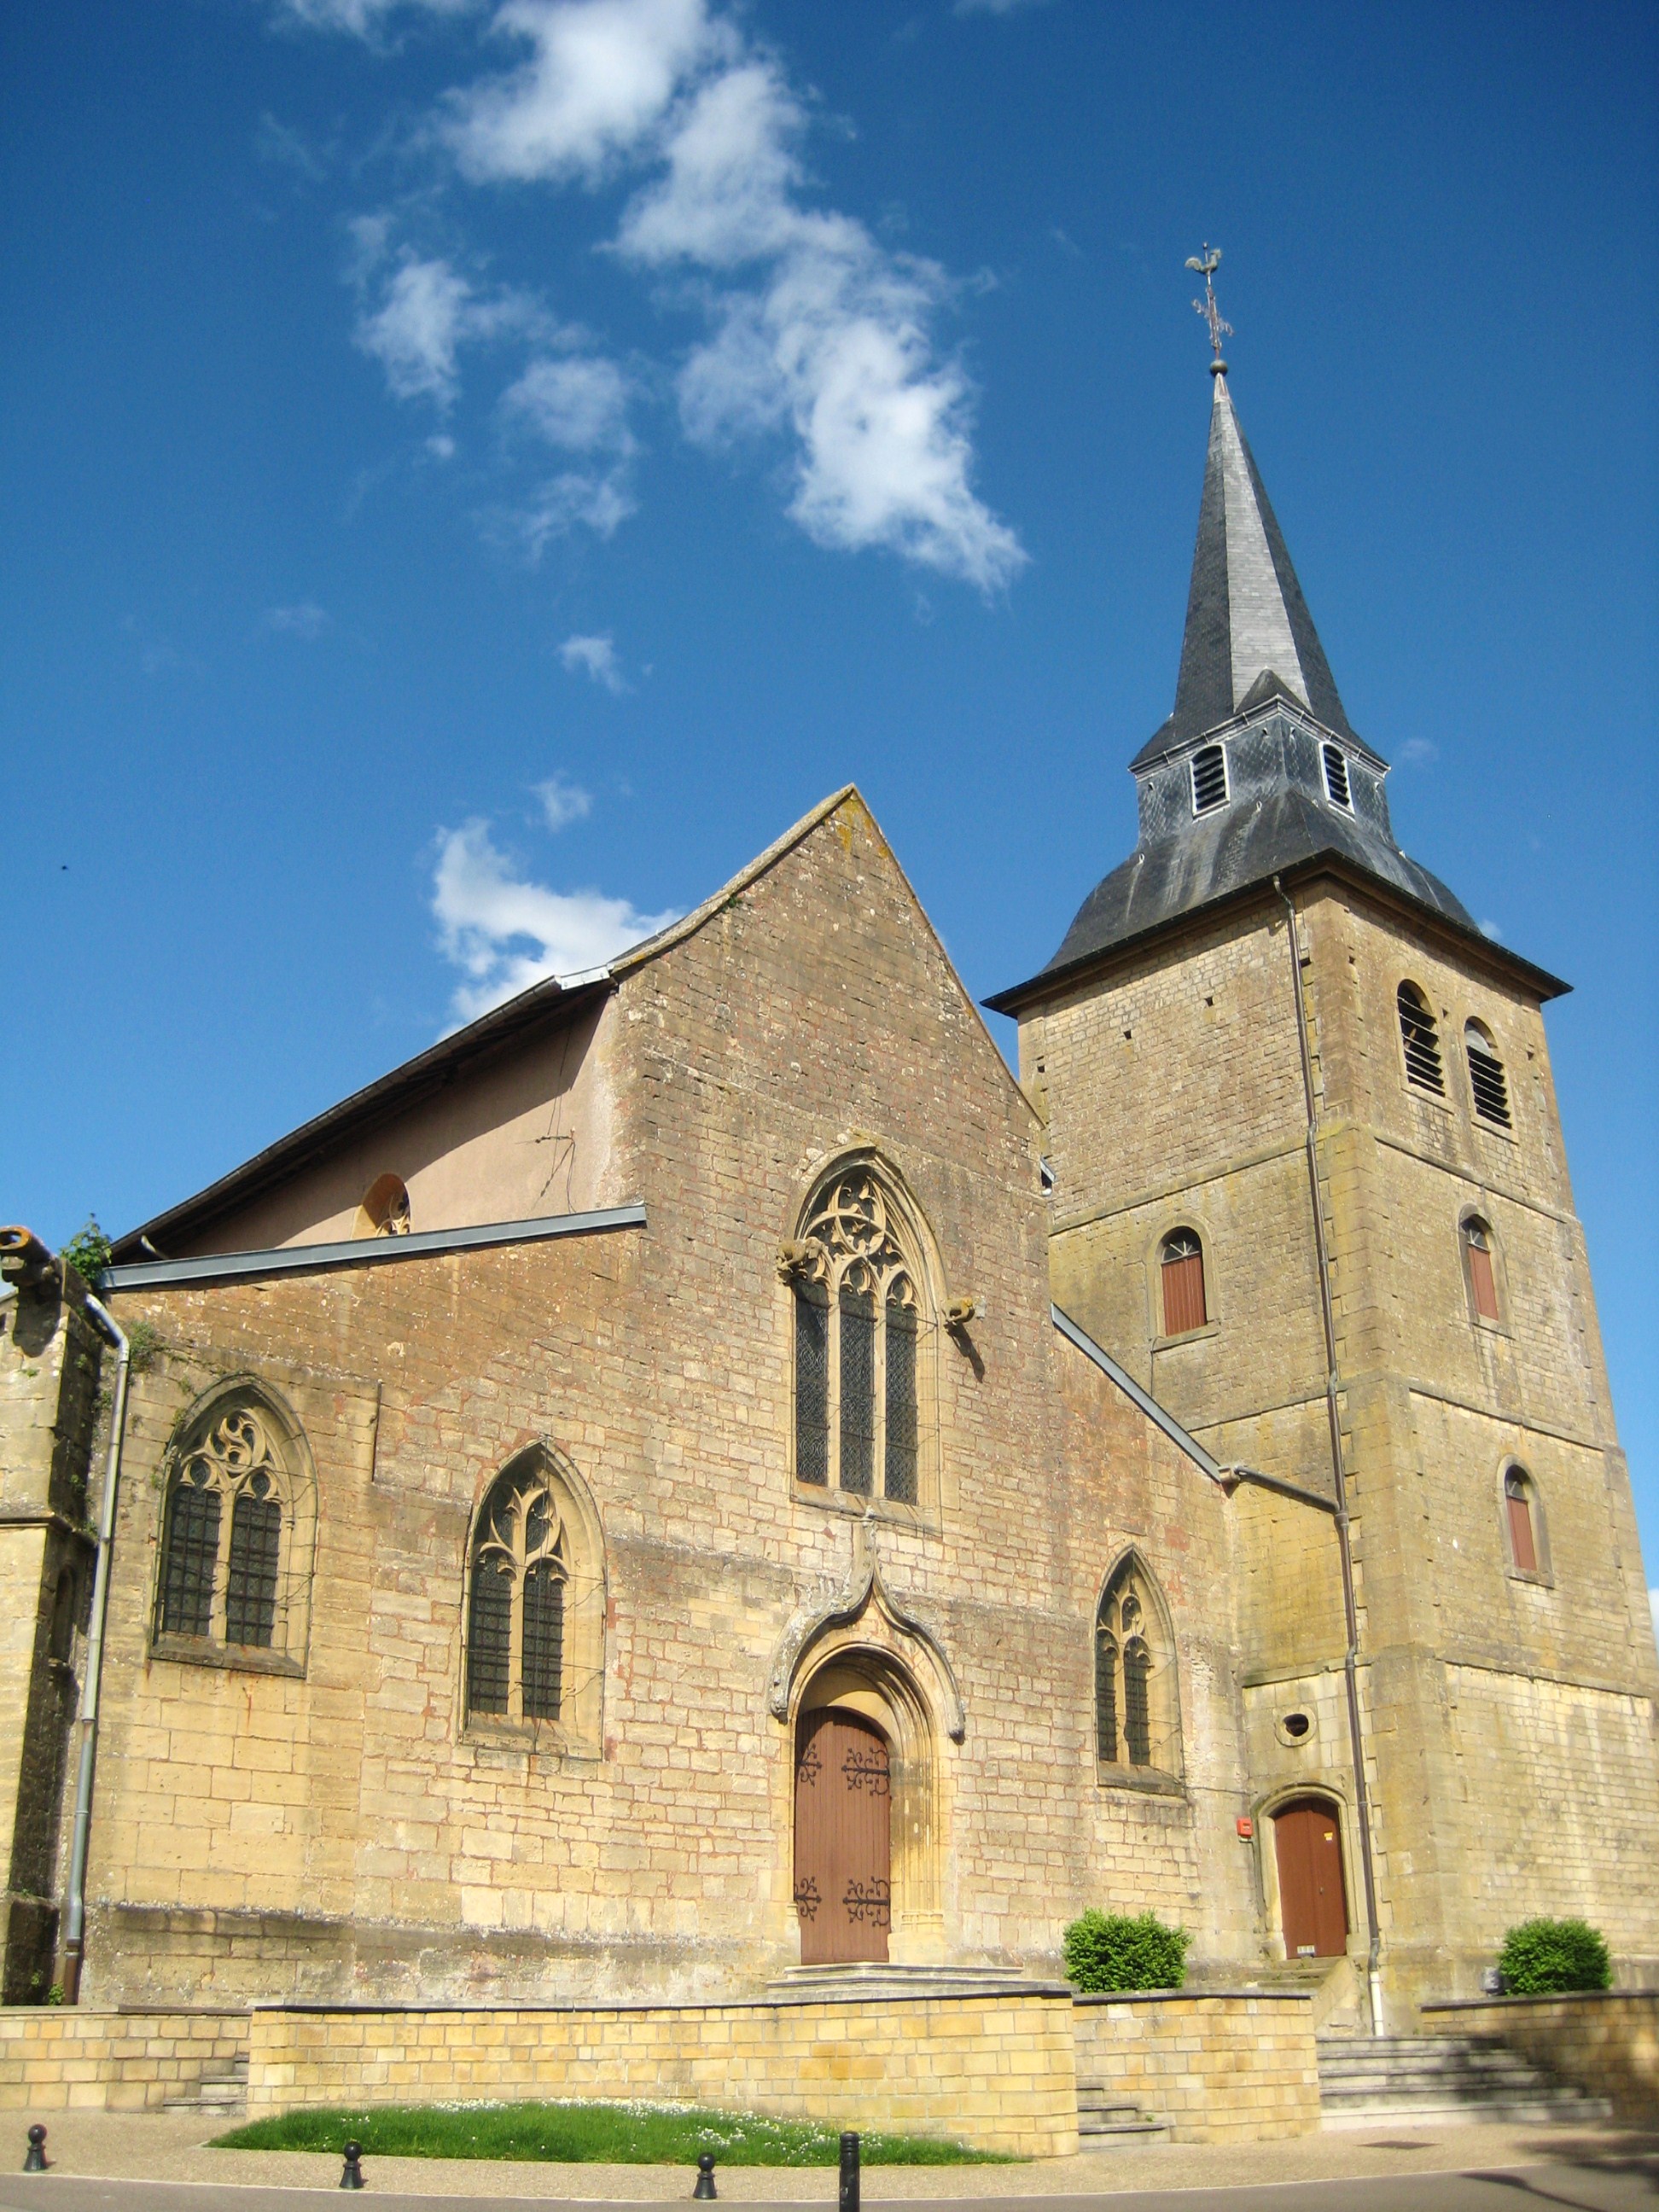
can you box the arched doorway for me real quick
[1273,1796,1348,1959]
[794,1707,891,1965]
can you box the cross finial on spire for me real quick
[1185,244,1232,375]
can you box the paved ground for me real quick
[1,2114,1655,2209]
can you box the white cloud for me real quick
[515,466,637,556]
[558,632,627,690]
[504,354,633,451]
[432,818,677,1020]
[281,0,474,34]
[263,602,331,637]
[535,771,593,825]
[1402,736,1439,764]
[355,254,474,403]
[1479,918,1504,941]
[447,0,725,183]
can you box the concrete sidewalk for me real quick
[3,2111,1656,2201]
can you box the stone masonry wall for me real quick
[1425,1992,1659,2125]
[1073,1991,1320,2143]
[243,1993,1079,2157]
[0,2009,249,2111]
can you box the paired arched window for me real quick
[789,1167,927,1506]
[1461,1214,1500,1323]
[1504,1466,1544,1578]
[1464,1022,1512,1131]
[1095,1557,1181,1779]
[1397,982,1445,1095]
[464,1446,604,1748]
[1159,1229,1208,1336]
[154,1392,313,1664]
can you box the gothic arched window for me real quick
[1095,1556,1181,1783]
[154,1391,313,1669]
[464,1447,605,1749]
[787,1167,928,1508]
[1397,982,1445,1095]
[1159,1228,1208,1336]
[1503,1466,1547,1580]
[1461,1214,1501,1323]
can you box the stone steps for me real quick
[1076,2081,1171,2148]
[1316,2034,1611,2131]
[164,2055,248,2116]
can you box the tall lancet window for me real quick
[787,1167,928,1509]
[1095,1556,1182,1784]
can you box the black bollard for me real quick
[23,2126,47,2174]
[838,2131,859,2212]
[340,2141,365,2191]
[692,2151,718,2200]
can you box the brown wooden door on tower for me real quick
[1274,1799,1348,1959]
[794,1708,891,1965]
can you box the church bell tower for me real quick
[988,287,1659,2015]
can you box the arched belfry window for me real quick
[1160,1229,1208,1336]
[787,1166,930,1508]
[154,1388,315,1670]
[1095,1556,1181,1784]
[1464,1022,1512,1131]
[1398,982,1445,1095]
[1503,1466,1546,1580]
[464,1445,605,1750]
[1461,1214,1501,1323]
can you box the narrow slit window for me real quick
[794,1279,830,1486]
[839,1284,876,1496]
[1190,744,1229,814]
[1463,1217,1499,1322]
[466,1563,513,1717]
[884,1289,918,1505]
[1465,1022,1512,1130]
[1505,1469,1539,1575]
[1123,1639,1153,1767]
[160,1470,220,1639]
[1160,1229,1208,1336]
[521,1563,565,1720]
[225,1476,282,1647]
[1321,743,1352,809]
[1095,1629,1119,1762]
[1398,982,1445,1094]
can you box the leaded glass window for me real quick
[468,1467,568,1727]
[1095,1560,1180,1781]
[156,1403,295,1656]
[1095,1630,1119,1763]
[788,1169,927,1505]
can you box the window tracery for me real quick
[1095,1557,1181,1782]
[155,1398,308,1664]
[463,1447,605,1749]
[789,1170,925,1507]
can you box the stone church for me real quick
[4,361,1656,2034]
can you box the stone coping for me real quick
[1424,1989,1659,2011]
[1074,1987,1313,2006]
[250,1986,1074,2017]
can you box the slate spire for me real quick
[1133,370,1355,768]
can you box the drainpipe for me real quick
[1273,878,1385,2038]
[60,1286,131,2005]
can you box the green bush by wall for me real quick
[1498,1918,1613,1996]
[1062,1911,1190,1994]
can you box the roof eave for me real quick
[109,973,615,1262]
[984,853,1571,1017]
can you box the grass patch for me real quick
[213,2099,1007,2166]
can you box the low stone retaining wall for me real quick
[1424,1991,1659,2125]
[0,2010,249,2111]
[1074,1990,1321,2144]
[246,1991,1079,2158]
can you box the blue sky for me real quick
[6,0,1656,1597]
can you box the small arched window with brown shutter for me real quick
[1160,1229,1208,1336]
[1462,1216,1500,1323]
[1505,1468,1540,1576]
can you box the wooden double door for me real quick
[793,1708,891,1965]
[1274,1797,1349,1959]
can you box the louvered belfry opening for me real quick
[1190,743,1228,813]
[790,1168,925,1505]
[1321,742,1352,809]
[1160,1229,1207,1336]
[1465,1022,1512,1129]
[1464,1217,1500,1322]
[1397,982,1445,1093]
[1505,1469,1540,1575]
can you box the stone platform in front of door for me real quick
[0,1981,1327,2151]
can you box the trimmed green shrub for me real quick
[1497,1918,1612,1996]
[1062,1910,1190,1994]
